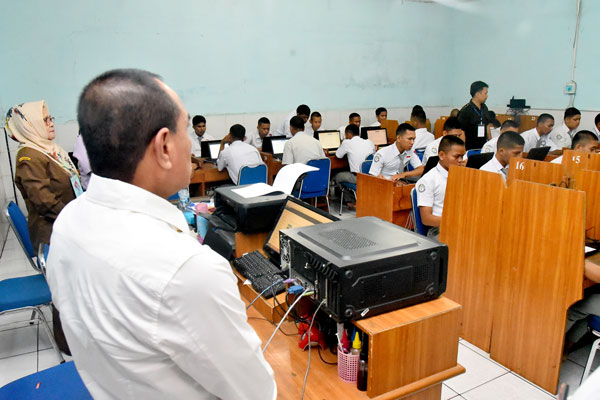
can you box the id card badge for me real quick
[477,124,485,138]
[70,174,84,197]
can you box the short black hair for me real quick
[310,111,321,119]
[572,130,599,149]
[411,109,427,124]
[396,122,416,137]
[376,107,387,116]
[290,115,305,130]
[497,131,525,150]
[77,68,179,183]
[488,110,497,120]
[564,107,581,119]
[192,115,206,126]
[411,105,424,114]
[595,113,600,127]
[258,117,270,125]
[491,119,501,128]
[349,112,360,121]
[439,135,465,154]
[345,124,359,136]
[230,124,245,140]
[470,81,489,97]
[296,104,310,116]
[537,113,555,125]
[501,119,519,131]
[443,116,462,131]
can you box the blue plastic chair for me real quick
[466,148,481,158]
[238,164,267,185]
[410,188,429,236]
[415,148,426,161]
[339,160,373,216]
[581,315,600,383]
[0,361,92,399]
[6,202,36,268]
[167,193,179,201]
[297,158,331,211]
[365,153,374,161]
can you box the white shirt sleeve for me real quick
[416,177,434,208]
[369,151,384,176]
[281,140,293,165]
[335,140,348,159]
[156,254,277,400]
[216,148,227,171]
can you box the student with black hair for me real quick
[481,119,519,153]
[479,131,524,181]
[276,104,311,138]
[521,114,558,152]
[369,123,423,181]
[551,130,599,164]
[309,111,322,133]
[457,81,491,150]
[282,115,325,165]
[371,107,388,127]
[423,117,466,164]
[246,117,271,149]
[190,115,214,155]
[217,124,264,183]
[549,107,581,149]
[410,108,434,150]
[339,112,361,141]
[594,113,600,138]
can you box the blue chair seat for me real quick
[589,315,600,332]
[0,275,51,312]
[341,182,356,191]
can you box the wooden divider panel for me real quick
[562,150,593,179]
[575,169,600,241]
[506,158,566,187]
[588,153,600,171]
[356,173,395,221]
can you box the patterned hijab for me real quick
[5,100,77,176]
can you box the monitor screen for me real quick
[318,131,341,149]
[208,142,229,159]
[271,138,287,154]
[367,129,388,146]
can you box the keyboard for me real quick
[233,251,286,298]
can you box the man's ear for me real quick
[151,127,173,170]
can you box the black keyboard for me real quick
[233,251,286,298]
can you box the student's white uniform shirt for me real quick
[282,132,325,165]
[369,143,422,178]
[423,137,442,164]
[521,128,559,153]
[479,155,507,181]
[217,140,264,184]
[46,174,276,400]
[490,127,501,139]
[551,155,563,164]
[276,110,312,138]
[246,129,271,149]
[548,122,575,150]
[412,128,434,151]
[481,136,499,153]
[190,133,215,156]
[336,136,375,173]
[416,163,448,217]
[370,121,381,127]
[594,125,600,138]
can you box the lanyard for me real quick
[471,103,483,124]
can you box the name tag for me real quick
[477,124,485,138]
[70,174,84,197]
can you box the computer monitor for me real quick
[270,137,288,155]
[361,127,387,146]
[526,146,550,161]
[465,152,494,169]
[207,142,229,159]
[317,130,341,150]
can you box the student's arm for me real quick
[216,149,227,171]
[335,141,347,159]
[419,206,441,228]
[392,165,424,181]
[220,134,232,151]
[369,152,383,177]
[585,260,600,283]
[281,141,292,165]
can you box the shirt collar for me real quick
[231,140,244,147]
[390,143,401,157]
[435,163,449,178]
[85,174,190,234]
[415,128,428,134]
[491,154,505,170]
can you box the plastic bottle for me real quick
[178,187,190,211]
[351,331,362,356]
[357,360,368,391]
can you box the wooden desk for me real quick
[515,115,538,133]
[189,161,230,195]
[356,173,414,228]
[506,157,566,187]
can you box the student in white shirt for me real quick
[551,130,600,165]
[410,108,434,151]
[488,116,501,139]
[369,123,424,181]
[276,104,310,138]
[217,124,264,184]
[189,115,215,155]
[481,119,520,153]
[521,113,558,153]
[370,107,387,127]
[479,131,525,181]
[423,117,465,164]
[282,115,325,165]
[246,117,271,150]
[549,107,581,149]
[594,113,600,138]
[339,112,361,141]
[416,135,466,235]
[47,69,276,400]
[310,111,322,134]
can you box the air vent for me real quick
[318,229,376,250]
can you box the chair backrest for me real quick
[238,164,267,185]
[5,202,35,262]
[365,153,374,161]
[410,188,429,236]
[414,148,426,161]
[466,148,481,158]
[299,158,331,198]
[360,160,372,174]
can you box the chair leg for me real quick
[582,336,600,383]
[339,189,344,216]
[325,196,330,213]
[35,306,65,364]
[29,310,36,325]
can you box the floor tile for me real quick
[0,258,31,276]
[442,383,459,399]
[459,338,492,359]
[462,373,554,400]
[0,324,52,360]
[445,343,508,394]
[0,351,38,387]
[559,359,584,391]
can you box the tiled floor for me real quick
[1,206,598,398]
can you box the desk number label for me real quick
[516,161,525,170]
[572,155,581,164]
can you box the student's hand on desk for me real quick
[390,173,406,182]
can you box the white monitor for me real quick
[367,129,387,146]
[271,138,287,154]
[318,131,341,149]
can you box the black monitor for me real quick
[526,146,551,161]
[466,152,494,169]
[200,140,229,159]
[262,136,287,156]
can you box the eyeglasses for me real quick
[43,116,55,125]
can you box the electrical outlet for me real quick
[564,81,577,95]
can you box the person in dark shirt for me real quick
[458,81,490,150]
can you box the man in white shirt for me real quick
[282,115,325,165]
[521,113,558,153]
[309,111,322,134]
[551,130,600,165]
[47,69,276,400]
[370,107,387,127]
[410,108,434,151]
[339,112,361,141]
[481,119,519,153]
[369,123,424,181]
[246,117,271,150]
[416,135,466,236]
[479,131,524,181]
[594,113,600,138]
[423,117,465,164]
[549,107,581,149]
[276,104,310,138]
[217,124,264,184]
[189,115,215,155]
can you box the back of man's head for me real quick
[230,124,245,141]
[439,135,465,154]
[290,115,305,131]
[411,109,427,125]
[296,104,310,117]
[443,116,462,132]
[572,130,599,150]
[78,68,179,183]
[500,119,519,133]
[345,124,359,136]
[497,131,525,150]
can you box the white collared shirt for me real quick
[217,140,264,184]
[521,128,559,153]
[370,121,381,127]
[190,133,215,156]
[275,110,312,138]
[481,136,499,153]
[246,129,271,149]
[594,125,600,138]
[47,174,276,400]
[423,137,442,164]
[415,163,448,217]
[551,155,563,164]
[336,136,375,173]
[480,155,507,181]
[412,128,434,151]
[369,143,422,178]
[548,122,575,150]
[281,131,325,165]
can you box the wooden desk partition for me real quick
[589,153,600,171]
[561,150,595,179]
[506,157,566,187]
[356,173,414,227]
[516,115,538,133]
[380,120,399,143]
[439,166,505,352]
[490,180,585,394]
[575,169,600,241]
[433,116,448,139]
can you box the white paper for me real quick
[231,163,318,198]
[477,125,485,138]
[585,246,596,254]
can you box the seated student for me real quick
[565,260,600,353]
[479,131,524,181]
[282,116,325,165]
[410,108,434,150]
[551,130,600,164]
[217,124,264,184]
[416,135,466,237]
[246,117,271,150]
[594,113,600,138]
[481,119,519,153]
[369,123,424,181]
[521,113,558,153]
[423,117,465,164]
[489,117,501,139]
[370,107,387,127]
[449,108,459,118]
[276,104,311,138]
[310,111,322,133]
[339,112,361,141]
[549,107,581,149]
[190,115,214,155]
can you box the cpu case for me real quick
[279,217,448,321]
